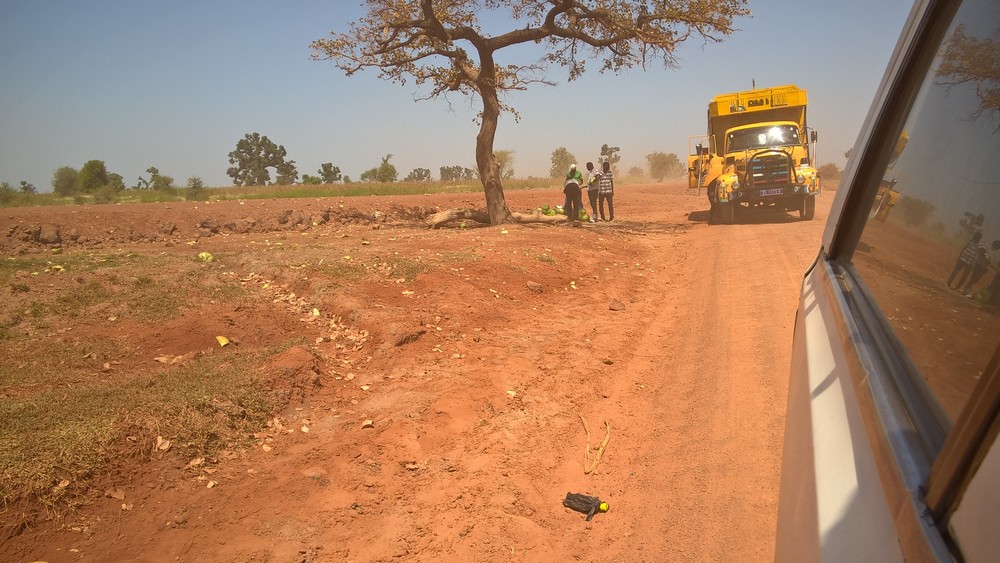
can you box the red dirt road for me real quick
[1,182,828,562]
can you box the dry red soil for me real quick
[1,182,829,562]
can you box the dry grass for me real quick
[0,251,280,512]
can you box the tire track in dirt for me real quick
[574,202,829,561]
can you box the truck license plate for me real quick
[760,188,783,196]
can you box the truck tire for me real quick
[799,196,815,221]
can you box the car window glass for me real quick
[851,0,1000,422]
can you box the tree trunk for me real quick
[475,59,513,225]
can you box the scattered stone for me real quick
[361,419,374,429]
[609,298,626,311]
[603,357,614,365]
[526,281,544,294]
[36,224,61,245]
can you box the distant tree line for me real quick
[6,131,695,202]
[548,144,685,180]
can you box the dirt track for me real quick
[1,182,828,562]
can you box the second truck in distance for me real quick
[688,84,820,223]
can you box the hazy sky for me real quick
[0,1,915,190]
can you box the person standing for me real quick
[948,231,984,290]
[565,163,583,208]
[584,161,600,223]
[564,164,583,224]
[964,239,1000,297]
[597,160,615,222]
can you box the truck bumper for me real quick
[733,185,817,207]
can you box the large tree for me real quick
[600,143,621,171]
[52,166,79,196]
[549,146,576,177]
[78,160,110,193]
[646,151,683,180]
[319,163,342,183]
[312,1,749,225]
[494,149,515,179]
[227,132,296,186]
[405,167,432,181]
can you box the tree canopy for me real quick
[312,0,749,224]
[601,144,621,170]
[319,163,342,183]
[550,147,577,177]
[494,149,515,179]
[361,154,399,183]
[52,166,79,196]
[78,160,110,193]
[646,151,683,180]
[937,24,1000,125]
[405,167,432,181]
[440,165,477,181]
[227,133,297,186]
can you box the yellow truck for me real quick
[688,84,820,223]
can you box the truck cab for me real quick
[689,84,820,223]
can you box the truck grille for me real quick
[748,154,791,187]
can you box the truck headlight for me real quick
[796,174,806,184]
[731,180,740,192]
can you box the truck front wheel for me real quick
[799,196,816,221]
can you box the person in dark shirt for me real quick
[563,164,583,225]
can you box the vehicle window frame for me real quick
[818,0,1000,556]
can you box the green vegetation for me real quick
[0,177,558,209]
[549,147,576,178]
[360,154,398,183]
[646,152,685,181]
[227,132,298,186]
[0,339,273,510]
[0,250,264,510]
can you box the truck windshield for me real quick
[726,125,800,152]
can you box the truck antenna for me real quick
[752,79,756,89]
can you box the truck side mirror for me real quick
[810,131,818,143]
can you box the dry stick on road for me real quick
[580,416,611,474]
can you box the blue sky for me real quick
[0,1,915,190]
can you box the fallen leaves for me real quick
[155,436,171,452]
